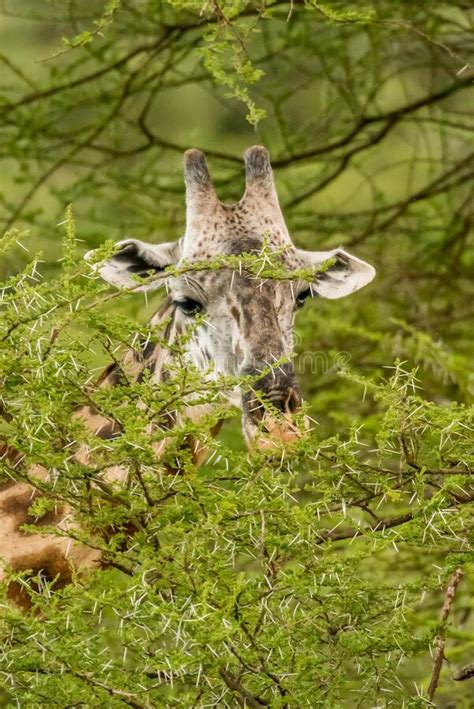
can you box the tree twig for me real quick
[219,668,269,707]
[427,567,464,702]
[453,664,474,681]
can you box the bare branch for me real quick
[427,568,464,701]
[219,668,269,708]
[453,664,474,682]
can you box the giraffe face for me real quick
[169,268,300,376]
[88,146,375,447]
[167,259,306,445]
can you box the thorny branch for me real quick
[219,668,269,708]
[427,568,464,702]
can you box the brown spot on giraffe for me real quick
[6,545,76,611]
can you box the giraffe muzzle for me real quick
[241,365,305,449]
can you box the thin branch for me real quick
[316,492,474,545]
[272,76,473,168]
[427,567,464,701]
[453,664,474,682]
[70,670,155,709]
[316,510,415,544]
[219,668,269,708]
[0,31,177,117]
[285,116,398,208]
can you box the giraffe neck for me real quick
[76,295,225,472]
[75,297,180,440]
[0,297,223,608]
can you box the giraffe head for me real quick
[88,146,375,448]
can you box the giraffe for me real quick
[0,146,375,607]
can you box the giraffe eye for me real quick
[295,289,312,309]
[173,298,203,316]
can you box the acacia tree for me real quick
[0,1,473,706]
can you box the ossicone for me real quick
[244,145,273,185]
[184,149,217,194]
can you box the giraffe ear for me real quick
[296,248,375,299]
[85,239,181,291]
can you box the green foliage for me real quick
[0,1,473,706]
[54,0,122,58]
[0,217,473,706]
[197,1,266,125]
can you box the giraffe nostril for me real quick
[263,385,301,414]
[284,387,301,414]
[245,386,301,418]
[241,363,302,421]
